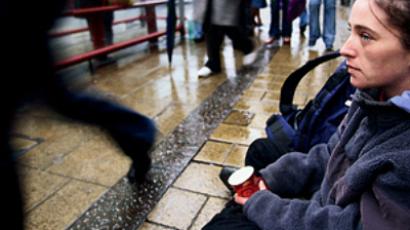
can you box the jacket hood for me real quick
[389,90,410,113]
[353,89,410,114]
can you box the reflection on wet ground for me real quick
[12,3,352,229]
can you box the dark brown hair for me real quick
[374,0,410,50]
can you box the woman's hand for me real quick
[234,179,268,205]
[258,179,268,190]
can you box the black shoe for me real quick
[127,157,151,184]
[324,46,334,53]
[193,36,205,43]
[341,0,350,6]
[219,166,239,192]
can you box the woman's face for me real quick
[340,0,410,98]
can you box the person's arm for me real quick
[243,190,361,230]
[260,128,340,198]
[244,150,410,230]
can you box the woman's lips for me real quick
[346,64,361,77]
[347,64,360,71]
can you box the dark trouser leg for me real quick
[269,0,281,38]
[242,0,254,36]
[103,12,114,45]
[47,83,156,183]
[281,0,293,37]
[203,201,260,230]
[245,138,286,172]
[205,25,225,72]
[226,26,254,55]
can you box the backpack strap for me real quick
[292,61,353,151]
[279,51,341,114]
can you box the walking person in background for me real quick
[308,0,336,51]
[265,0,292,45]
[203,0,410,229]
[197,0,256,77]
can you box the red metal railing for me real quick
[62,0,168,16]
[54,0,184,70]
[54,24,183,70]
[50,16,167,37]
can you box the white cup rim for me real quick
[228,166,254,186]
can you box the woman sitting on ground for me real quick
[203,0,410,229]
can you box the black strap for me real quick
[279,51,341,114]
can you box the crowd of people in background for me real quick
[191,0,350,77]
[66,0,349,77]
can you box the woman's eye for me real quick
[360,33,372,41]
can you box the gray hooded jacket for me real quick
[244,89,410,230]
[192,0,242,26]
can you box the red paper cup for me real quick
[228,166,260,198]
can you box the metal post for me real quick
[178,0,185,39]
[88,60,95,75]
[145,5,158,50]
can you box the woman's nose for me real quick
[340,35,355,58]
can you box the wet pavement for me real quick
[12,2,352,230]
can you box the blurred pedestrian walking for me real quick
[265,0,292,45]
[197,0,256,77]
[308,0,336,51]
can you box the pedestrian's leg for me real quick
[46,84,156,183]
[322,0,336,50]
[242,0,255,37]
[308,0,321,46]
[268,0,281,39]
[204,25,225,73]
[226,26,254,55]
[226,26,255,66]
[299,9,309,36]
[281,0,293,44]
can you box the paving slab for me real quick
[190,197,228,230]
[147,188,207,229]
[173,163,230,198]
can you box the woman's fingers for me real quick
[259,180,268,190]
[234,193,249,205]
